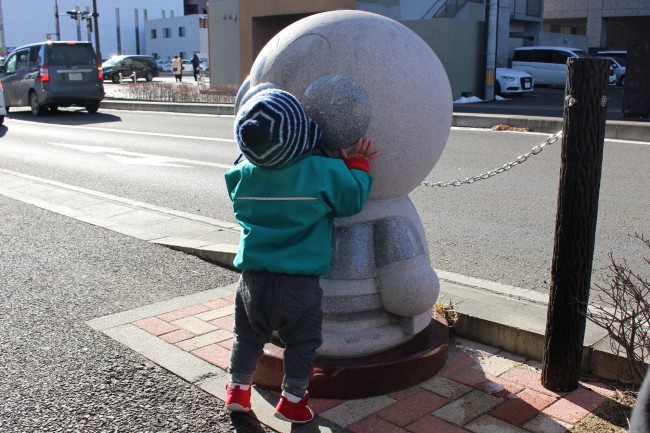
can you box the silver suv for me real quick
[0,41,104,116]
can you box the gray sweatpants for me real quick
[229,270,323,396]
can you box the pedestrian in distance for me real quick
[191,53,201,82]
[224,88,379,423]
[172,55,182,82]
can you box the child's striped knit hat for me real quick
[234,89,322,167]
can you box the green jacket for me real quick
[225,154,373,275]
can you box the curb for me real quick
[101,99,650,142]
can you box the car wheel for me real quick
[29,92,44,116]
[111,73,120,84]
[145,72,154,81]
[85,101,100,114]
[620,75,625,87]
[0,115,4,126]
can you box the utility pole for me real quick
[484,0,499,101]
[92,0,101,62]
[54,0,61,40]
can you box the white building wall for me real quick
[1,0,182,59]
[145,15,207,61]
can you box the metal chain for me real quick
[422,130,563,187]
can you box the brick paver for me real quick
[156,304,211,322]
[132,316,178,336]
[124,294,616,433]
[405,415,470,433]
[542,385,610,424]
[375,390,449,426]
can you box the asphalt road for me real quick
[453,86,631,120]
[0,195,280,432]
[1,109,647,296]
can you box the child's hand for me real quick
[341,137,381,161]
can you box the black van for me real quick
[0,41,104,116]
[101,55,159,83]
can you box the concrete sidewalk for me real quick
[0,167,633,433]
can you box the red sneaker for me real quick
[225,383,251,413]
[274,392,314,423]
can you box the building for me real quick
[0,0,184,60]
[145,14,209,61]
[543,0,650,50]
[206,0,548,99]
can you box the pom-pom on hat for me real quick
[234,89,322,167]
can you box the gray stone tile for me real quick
[465,414,529,433]
[420,375,474,399]
[319,395,395,427]
[523,413,572,433]
[433,390,502,426]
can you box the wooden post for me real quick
[541,58,609,391]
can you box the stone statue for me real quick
[235,10,452,358]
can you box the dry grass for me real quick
[491,124,533,132]
[106,81,238,104]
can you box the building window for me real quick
[178,26,186,37]
[179,52,186,59]
[199,17,208,29]
[152,52,158,59]
[151,29,157,39]
[163,27,171,38]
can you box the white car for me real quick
[495,67,534,95]
[0,79,6,126]
[597,56,626,87]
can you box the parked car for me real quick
[0,79,6,125]
[0,41,104,116]
[597,56,626,87]
[182,59,193,72]
[511,46,591,86]
[101,55,159,83]
[495,67,534,95]
[597,50,626,61]
[512,46,617,87]
[156,59,171,72]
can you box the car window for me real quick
[48,44,96,66]
[8,50,30,72]
[551,51,570,64]
[29,46,42,67]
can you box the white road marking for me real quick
[46,141,233,169]
[9,117,235,143]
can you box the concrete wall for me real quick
[208,0,240,83]
[544,0,650,48]
[208,0,355,84]
[402,19,484,100]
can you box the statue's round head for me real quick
[235,10,452,199]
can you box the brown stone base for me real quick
[252,313,449,399]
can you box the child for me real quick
[224,88,379,423]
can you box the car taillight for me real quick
[98,66,103,80]
[40,64,50,82]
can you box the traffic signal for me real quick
[66,10,79,19]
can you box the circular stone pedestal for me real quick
[252,313,449,399]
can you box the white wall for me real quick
[1,0,183,59]
[145,15,207,60]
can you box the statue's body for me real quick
[236,10,452,357]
